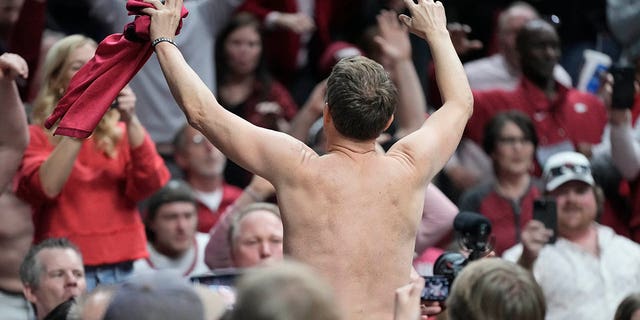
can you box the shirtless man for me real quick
[143,0,472,318]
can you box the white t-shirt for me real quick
[503,224,640,320]
[134,232,211,277]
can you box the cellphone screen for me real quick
[610,65,636,109]
[190,269,241,308]
[421,275,450,301]
[533,198,557,244]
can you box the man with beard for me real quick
[465,19,607,169]
[504,151,640,320]
[19,238,86,320]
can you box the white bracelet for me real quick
[151,37,177,48]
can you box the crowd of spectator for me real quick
[2,0,640,319]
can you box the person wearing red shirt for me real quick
[173,124,242,233]
[459,111,542,255]
[16,35,169,290]
[466,19,607,169]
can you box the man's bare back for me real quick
[147,0,471,318]
[278,150,428,319]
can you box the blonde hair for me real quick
[32,34,122,157]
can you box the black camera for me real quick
[423,211,492,300]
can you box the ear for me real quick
[383,114,395,131]
[23,285,38,304]
[322,103,331,126]
[174,151,188,170]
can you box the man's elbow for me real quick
[183,103,208,132]
[460,93,474,120]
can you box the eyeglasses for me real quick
[191,134,206,145]
[548,163,591,178]
[496,136,532,146]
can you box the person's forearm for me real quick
[429,31,473,114]
[0,79,28,190]
[517,250,536,271]
[610,121,640,179]
[38,137,82,198]
[288,104,321,142]
[392,59,427,138]
[126,116,145,148]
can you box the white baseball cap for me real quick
[543,151,595,192]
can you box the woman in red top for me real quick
[17,35,170,289]
[458,111,542,255]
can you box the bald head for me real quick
[516,19,561,85]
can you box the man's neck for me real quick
[562,224,599,257]
[494,171,530,200]
[324,125,378,156]
[152,242,192,261]
[527,75,557,99]
[325,139,377,156]
[187,175,222,192]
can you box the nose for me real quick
[259,241,272,259]
[544,45,559,60]
[65,272,78,286]
[176,215,190,233]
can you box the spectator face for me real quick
[518,23,560,83]
[58,42,96,90]
[24,248,86,318]
[550,180,597,236]
[491,120,534,176]
[224,24,262,76]
[231,210,284,268]
[177,127,226,179]
[499,7,537,65]
[0,0,24,29]
[150,201,198,257]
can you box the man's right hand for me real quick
[142,0,184,42]
[519,220,553,269]
[399,0,448,41]
[0,53,28,81]
[274,12,315,34]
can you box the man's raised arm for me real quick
[142,0,313,183]
[0,53,29,191]
[388,0,472,184]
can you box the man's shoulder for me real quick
[565,88,605,105]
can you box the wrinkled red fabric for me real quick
[44,1,188,138]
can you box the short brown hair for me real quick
[326,56,397,140]
[231,259,340,320]
[447,258,546,320]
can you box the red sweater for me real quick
[17,124,170,266]
[196,183,243,233]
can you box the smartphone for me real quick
[610,65,636,109]
[421,275,450,301]
[533,198,557,244]
[190,269,242,308]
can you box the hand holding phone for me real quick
[610,65,636,110]
[532,198,557,244]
